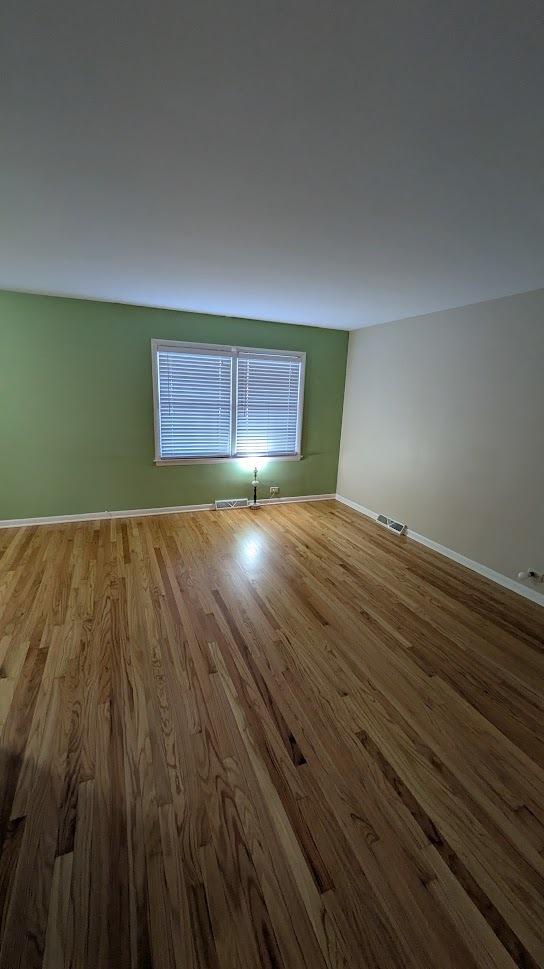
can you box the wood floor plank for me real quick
[0,502,542,968]
[42,851,73,969]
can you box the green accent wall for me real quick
[0,291,348,520]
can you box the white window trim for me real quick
[151,339,306,465]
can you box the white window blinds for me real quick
[156,347,232,458]
[235,352,302,456]
[153,341,304,462]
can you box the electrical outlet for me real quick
[269,486,279,496]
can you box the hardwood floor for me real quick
[0,499,543,969]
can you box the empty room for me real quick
[0,1,543,967]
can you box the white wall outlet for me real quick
[517,569,544,583]
[269,486,280,496]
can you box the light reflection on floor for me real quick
[240,536,261,563]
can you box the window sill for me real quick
[154,454,303,466]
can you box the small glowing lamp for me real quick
[239,456,268,508]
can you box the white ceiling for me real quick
[1,0,543,330]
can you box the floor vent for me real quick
[215,498,249,509]
[377,514,406,535]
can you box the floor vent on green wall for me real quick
[215,498,249,509]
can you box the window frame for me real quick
[151,338,306,465]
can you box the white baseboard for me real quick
[0,503,215,528]
[0,494,336,530]
[258,493,335,506]
[335,494,544,608]
[335,494,381,521]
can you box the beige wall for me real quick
[337,289,544,580]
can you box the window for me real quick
[152,340,305,463]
